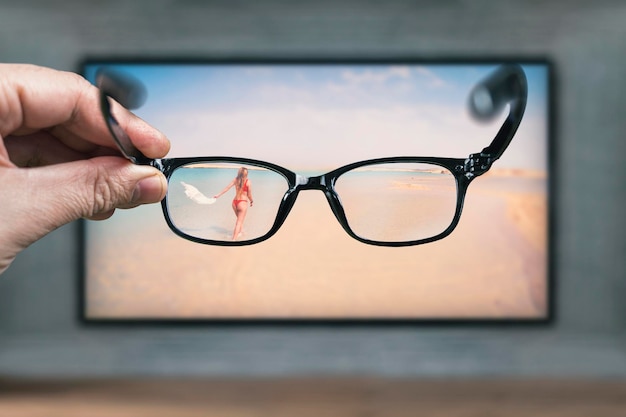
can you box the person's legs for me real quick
[232,201,248,240]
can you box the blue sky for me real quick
[86,62,549,171]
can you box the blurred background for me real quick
[1,0,626,383]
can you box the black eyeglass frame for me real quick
[97,64,528,247]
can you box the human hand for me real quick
[0,64,170,274]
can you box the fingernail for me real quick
[132,174,166,204]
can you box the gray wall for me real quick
[1,0,626,377]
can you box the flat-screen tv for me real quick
[82,59,551,322]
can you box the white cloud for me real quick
[340,66,412,85]
[414,66,450,89]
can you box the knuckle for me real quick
[83,162,131,216]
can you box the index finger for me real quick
[0,64,170,159]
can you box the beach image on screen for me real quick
[83,62,549,320]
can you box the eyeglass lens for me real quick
[335,162,458,243]
[167,162,289,242]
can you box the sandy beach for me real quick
[85,171,548,320]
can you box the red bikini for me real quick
[232,180,249,206]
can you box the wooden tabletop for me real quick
[1,378,626,416]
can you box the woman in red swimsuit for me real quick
[214,167,254,240]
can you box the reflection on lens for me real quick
[166,162,289,242]
[335,162,458,243]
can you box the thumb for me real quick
[0,157,166,272]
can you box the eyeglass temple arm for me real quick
[467,64,528,164]
[96,68,153,165]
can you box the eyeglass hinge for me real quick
[150,158,165,173]
[463,152,493,179]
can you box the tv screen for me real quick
[82,59,550,321]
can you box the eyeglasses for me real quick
[97,64,527,247]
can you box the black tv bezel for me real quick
[78,56,555,327]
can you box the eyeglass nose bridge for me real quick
[292,173,342,209]
[293,174,326,190]
[290,173,353,237]
[293,174,342,204]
